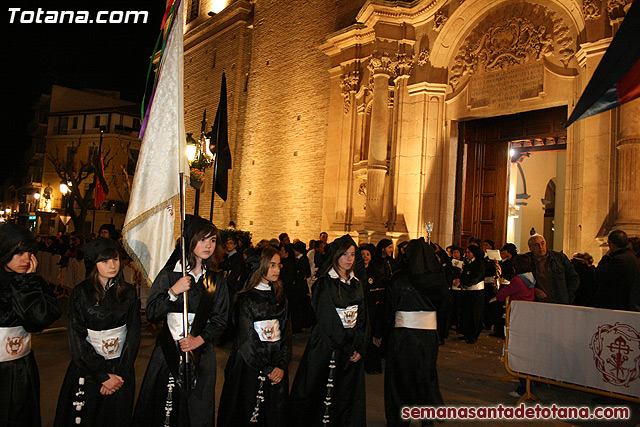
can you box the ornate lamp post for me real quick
[186,123,213,216]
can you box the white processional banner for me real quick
[122,1,188,287]
[508,301,640,398]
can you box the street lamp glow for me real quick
[33,192,41,200]
[5,208,11,214]
[60,183,69,195]
[186,145,197,162]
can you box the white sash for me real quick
[465,281,485,291]
[86,325,127,360]
[253,319,281,342]
[0,326,31,362]
[335,305,358,329]
[394,311,437,330]
[167,312,195,341]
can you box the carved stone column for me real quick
[614,98,640,234]
[387,53,413,231]
[366,52,394,224]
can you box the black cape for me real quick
[133,266,229,427]
[54,280,140,427]
[379,239,446,426]
[289,272,368,427]
[0,270,61,427]
[217,287,291,427]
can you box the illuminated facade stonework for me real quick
[183,0,638,257]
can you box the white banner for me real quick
[122,0,188,287]
[508,301,640,398]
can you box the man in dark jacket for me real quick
[595,230,640,311]
[526,234,579,304]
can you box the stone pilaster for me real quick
[365,52,394,224]
[614,98,640,235]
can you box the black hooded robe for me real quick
[0,270,61,427]
[379,240,446,427]
[54,280,140,427]
[132,266,229,427]
[289,271,368,427]
[217,287,291,427]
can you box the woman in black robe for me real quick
[54,237,140,427]
[360,243,384,374]
[133,215,229,427]
[459,245,486,344]
[289,235,367,427]
[0,223,61,427]
[377,238,447,426]
[218,246,291,427]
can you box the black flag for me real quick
[209,73,231,220]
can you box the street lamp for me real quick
[60,183,69,195]
[186,133,198,162]
[186,126,214,216]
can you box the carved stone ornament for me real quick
[340,71,360,114]
[396,53,414,76]
[607,0,630,22]
[417,48,430,66]
[358,182,367,196]
[368,52,396,76]
[583,0,601,21]
[449,4,575,89]
[433,8,448,32]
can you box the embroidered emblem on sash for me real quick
[102,337,120,356]
[6,336,23,355]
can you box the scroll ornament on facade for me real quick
[340,71,360,114]
[583,0,602,21]
[433,8,448,32]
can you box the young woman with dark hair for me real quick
[289,235,368,427]
[133,215,229,427]
[0,223,61,427]
[54,237,140,427]
[217,246,291,426]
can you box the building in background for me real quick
[180,0,637,259]
[27,85,142,236]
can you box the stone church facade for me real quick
[182,0,638,258]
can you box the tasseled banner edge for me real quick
[164,374,176,427]
[73,376,85,425]
[322,351,337,425]
[249,372,267,423]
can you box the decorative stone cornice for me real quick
[184,0,253,52]
[583,0,601,21]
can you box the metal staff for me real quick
[425,221,434,245]
[178,172,193,390]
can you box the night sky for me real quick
[1,0,166,183]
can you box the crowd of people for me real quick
[1,218,639,426]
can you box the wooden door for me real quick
[458,120,509,248]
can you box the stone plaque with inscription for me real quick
[468,62,544,109]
